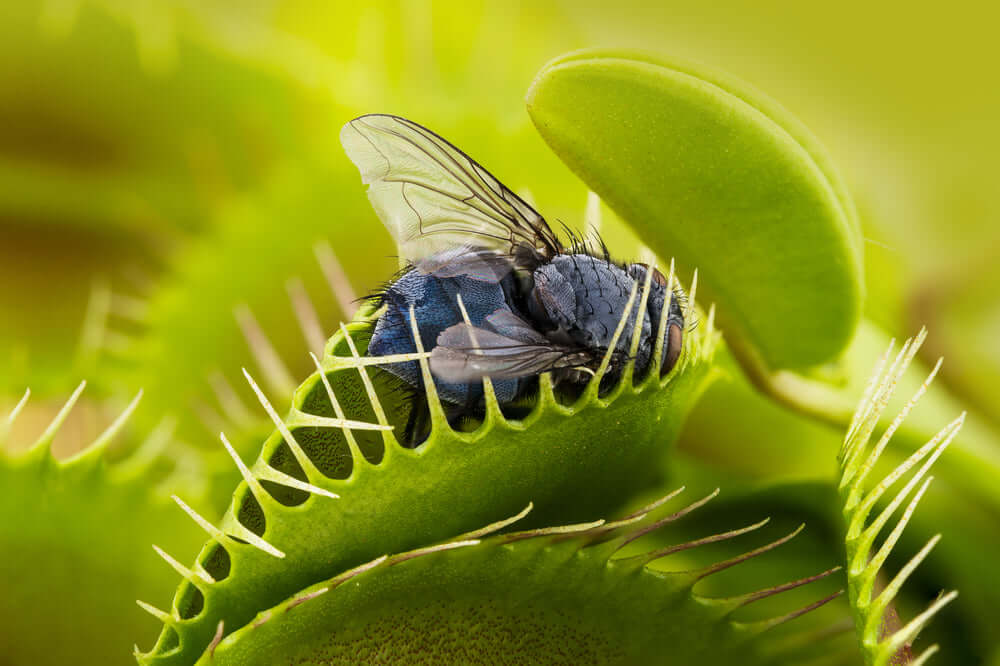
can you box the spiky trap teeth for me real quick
[196,242,358,441]
[165,488,843,665]
[839,329,962,666]
[135,264,719,665]
[1,383,208,665]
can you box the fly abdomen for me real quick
[369,269,522,405]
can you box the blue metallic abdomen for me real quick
[368,269,523,405]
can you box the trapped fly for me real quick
[340,114,685,444]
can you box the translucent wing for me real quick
[412,245,515,282]
[430,317,593,382]
[340,114,562,268]
[483,310,550,343]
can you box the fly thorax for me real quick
[532,255,648,358]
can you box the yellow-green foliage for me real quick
[2,2,999,665]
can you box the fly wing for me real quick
[483,309,549,343]
[430,320,593,382]
[340,114,562,269]
[412,245,515,282]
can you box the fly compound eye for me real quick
[641,263,669,288]
[662,323,683,377]
[629,262,669,288]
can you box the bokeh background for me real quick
[1,1,998,664]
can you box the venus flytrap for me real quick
[0,384,207,666]
[136,267,721,665]
[525,54,1000,659]
[130,53,889,665]
[1,36,985,664]
[527,51,1000,518]
[195,490,846,665]
[838,332,961,664]
[671,322,1000,661]
[526,50,864,383]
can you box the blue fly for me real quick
[341,115,684,444]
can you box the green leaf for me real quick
[674,318,1000,661]
[526,50,863,373]
[0,386,206,666]
[197,494,845,665]
[120,156,392,449]
[136,272,720,665]
[0,2,321,235]
[838,330,961,665]
[0,0,331,396]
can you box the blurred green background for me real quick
[1,1,998,664]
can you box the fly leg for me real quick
[402,395,432,448]
[434,389,480,434]
[402,392,476,445]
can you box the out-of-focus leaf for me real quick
[118,155,391,443]
[0,2,323,234]
[0,223,157,397]
[526,49,863,372]
[0,0,331,396]
[915,263,1000,428]
[0,387,205,666]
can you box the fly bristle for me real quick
[591,228,612,263]
[362,264,414,308]
[559,220,601,257]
